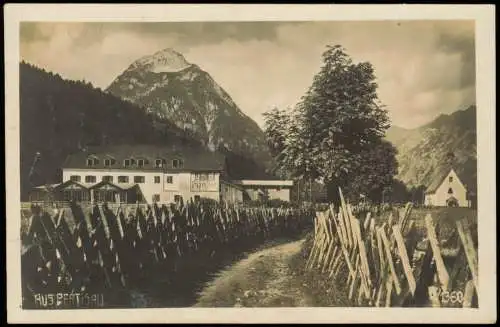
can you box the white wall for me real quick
[268,188,291,202]
[62,169,220,204]
[424,193,435,206]
[161,172,220,203]
[243,186,292,202]
[220,183,243,203]
[425,169,468,207]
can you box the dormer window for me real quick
[137,159,145,168]
[155,159,164,168]
[86,156,99,167]
[172,158,183,169]
[104,156,116,167]
[123,159,131,167]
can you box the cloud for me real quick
[20,20,475,129]
[21,22,180,88]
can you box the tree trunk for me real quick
[326,181,341,206]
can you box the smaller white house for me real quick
[424,167,469,207]
[233,179,294,202]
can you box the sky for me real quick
[20,20,475,129]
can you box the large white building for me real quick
[30,144,293,205]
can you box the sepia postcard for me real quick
[5,3,496,324]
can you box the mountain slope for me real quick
[385,105,477,190]
[105,48,272,167]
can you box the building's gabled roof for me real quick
[89,180,125,191]
[62,144,225,172]
[425,166,472,194]
[33,183,60,191]
[54,180,89,191]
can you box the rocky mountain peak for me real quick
[106,48,273,172]
[131,47,192,73]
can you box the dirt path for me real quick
[194,239,314,307]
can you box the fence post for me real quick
[463,279,476,308]
[379,227,402,295]
[392,224,417,296]
[456,219,478,294]
[425,214,450,290]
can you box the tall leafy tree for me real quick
[347,140,398,202]
[264,45,396,203]
[262,107,290,158]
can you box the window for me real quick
[137,159,145,168]
[73,190,83,202]
[85,175,96,183]
[118,176,129,183]
[134,176,145,183]
[154,176,161,184]
[172,158,183,169]
[63,190,71,201]
[448,187,453,194]
[123,159,131,167]
[104,159,111,167]
[70,175,81,182]
[449,176,453,182]
[102,175,113,183]
[152,194,160,202]
[86,157,98,166]
[166,176,173,184]
[155,159,164,168]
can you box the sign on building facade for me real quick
[190,173,218,192]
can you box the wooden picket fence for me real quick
[21,200,315,309]
[306,188,478,308]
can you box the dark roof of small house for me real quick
[62,144,225,172]
[425,166,475,194]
